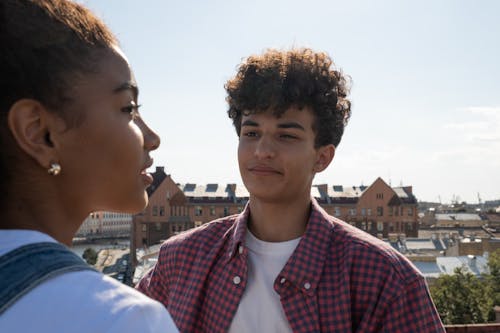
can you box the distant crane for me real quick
[477,192,482,205]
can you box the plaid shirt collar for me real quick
[225,197,334,294]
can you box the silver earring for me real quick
[48,163,61,176]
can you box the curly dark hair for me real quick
[225,48,351,148]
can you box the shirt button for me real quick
[304,282,311,290]
[238,245,243,254]
[280,277,286,284]
[233,276,241,285]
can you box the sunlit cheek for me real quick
[130,123,145,145]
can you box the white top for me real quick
[0,230,178,333]
[228,230,301,333]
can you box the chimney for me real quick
[156,166,165,173]
[467,254,476,267]
[316,184,329,202]
[403,186,412,194]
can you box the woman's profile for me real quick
[0,0,178,332]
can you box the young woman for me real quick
[0,1,177,332]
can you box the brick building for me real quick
[131,167,418,251]
[76,211,132,237]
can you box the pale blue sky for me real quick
[81,0,500,204]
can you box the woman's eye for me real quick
[122,103,141,119]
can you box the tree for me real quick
[430,267,493,324]
[82,247,98,266]
[487,249,500,307]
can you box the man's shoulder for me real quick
[325,216,422,281]
[160,215,238,251]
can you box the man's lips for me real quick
[248,165,282,175]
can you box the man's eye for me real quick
[280,134,297,139]
[243,131,258,137]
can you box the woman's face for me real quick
[54,47,160,215]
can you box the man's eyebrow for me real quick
[241,119,259,127]
[277,122,305,131]
[113,82,139,99]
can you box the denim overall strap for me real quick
[0,242,96,315]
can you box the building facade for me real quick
[132,167,419,249]
[76,211,132,237]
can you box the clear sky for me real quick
[80,0,500,204]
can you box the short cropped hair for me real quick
[0,0,117,201]
[0,0,117,119]
[225,48,351,148]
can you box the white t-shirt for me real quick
[0,230,178,333]
[228,230,301,333]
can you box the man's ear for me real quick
[7,99,58,170]
[313,144,335,173]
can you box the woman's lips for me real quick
[141,171,154,185]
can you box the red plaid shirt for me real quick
[137,199,445,332]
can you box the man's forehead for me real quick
[241,111,309,130]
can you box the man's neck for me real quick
[247,195,311,242]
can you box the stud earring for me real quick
[48,163,62,176]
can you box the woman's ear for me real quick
[7,99,58,170]
[314,144,335,173]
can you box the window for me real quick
[349,208,356,216]
[400,207,404,216]
[388,207,393,216]
[152,206,158,216]
[377,207,383,216]
[334,207,341,217]
[223,207,230,216]
[377,221,384,231]
[195,206,202,216]
[237,206,243,213]
[408,207,414,216]
[361,208,366,216]
[159,206,165,216]
[367,208,372,216]
[155,223,161,231]
[376,193,384,199]
[361,222,366,230]
[210,206,216,216]
[141,224,147,232]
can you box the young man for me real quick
[137,48,445,332]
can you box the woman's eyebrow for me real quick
[113,81,139,99]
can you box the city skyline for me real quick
[81,0,500,204]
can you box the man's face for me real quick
[238,106,334,204]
